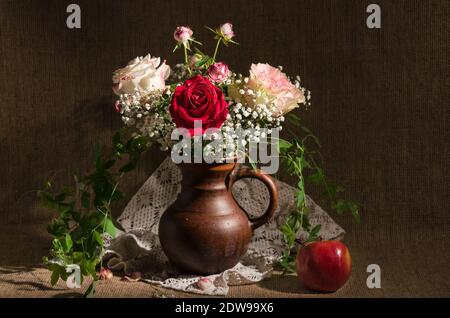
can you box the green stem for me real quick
[184,45,192,75]
[212,38,222,62]
[99,173,123,269]
[306,152,334,202]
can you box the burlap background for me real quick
[0,0,449,297]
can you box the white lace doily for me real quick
[105,157,345,296]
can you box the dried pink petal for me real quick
[99,267,113,280]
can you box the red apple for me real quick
[296,240,351,292]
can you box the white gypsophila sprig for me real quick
[193,73,286,160]
[118,88,176,151]
[169,63,189,82]
[292,75,312,108]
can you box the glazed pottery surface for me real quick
[159,161,278,274]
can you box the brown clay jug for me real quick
[158,161,279,274]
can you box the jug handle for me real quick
[230,166,279,230]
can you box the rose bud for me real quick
[207,62,230,83]
[195,277,213,291]
[220,23,235,40]
[99,267,113,280]
[189,53,202,69]
[173,26,193,44]
[114,100,121,113]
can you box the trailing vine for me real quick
[276,113,360,273]
[39,129,149,297]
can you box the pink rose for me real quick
[220,23,235,40]
[248,63,305,116]
[174,26,193,44]
[112,54,170,96]
[207,62,230,83]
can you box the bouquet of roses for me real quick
[112,23,310,164]
[40,23,358,296]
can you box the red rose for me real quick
[169,75,229,135]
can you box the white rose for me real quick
[112,54,171,96]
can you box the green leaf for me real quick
[309,168,324,184]
[65,233,73,252]
[278,139,293,151]
[310,224,321,236]
[72,252,84,264]
[300,156,311,169]
[349,202,361,223]
[352,209,361,223]
[55,192,68,202]
[275,251,296,273]
[84,281,96,298]
[80,258,99,276]
[286,113,302,126]
[112,131,121,146]
[328,184,345,197]
[103,159,115,170]
[102,218,117,237]
[92,230,103,246]
[38,191,57,210]
[306,224,321,242]
[300,126,314,137]
[300,213,311,232]
[119,162,136,173]
[280,221,297,247]
[295,190,305,209]
[59,267,68,281]
[110,189,124,202]
[296,156,305,171]
[51,238,64,253]
[50,266,61,286]
[280,223,294,237]
[114,141,125,157]
[303,133,321,148]
[332,199,346,215]
[47,219,67,237]
[195,56,211,68]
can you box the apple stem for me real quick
[294,238,303,246]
